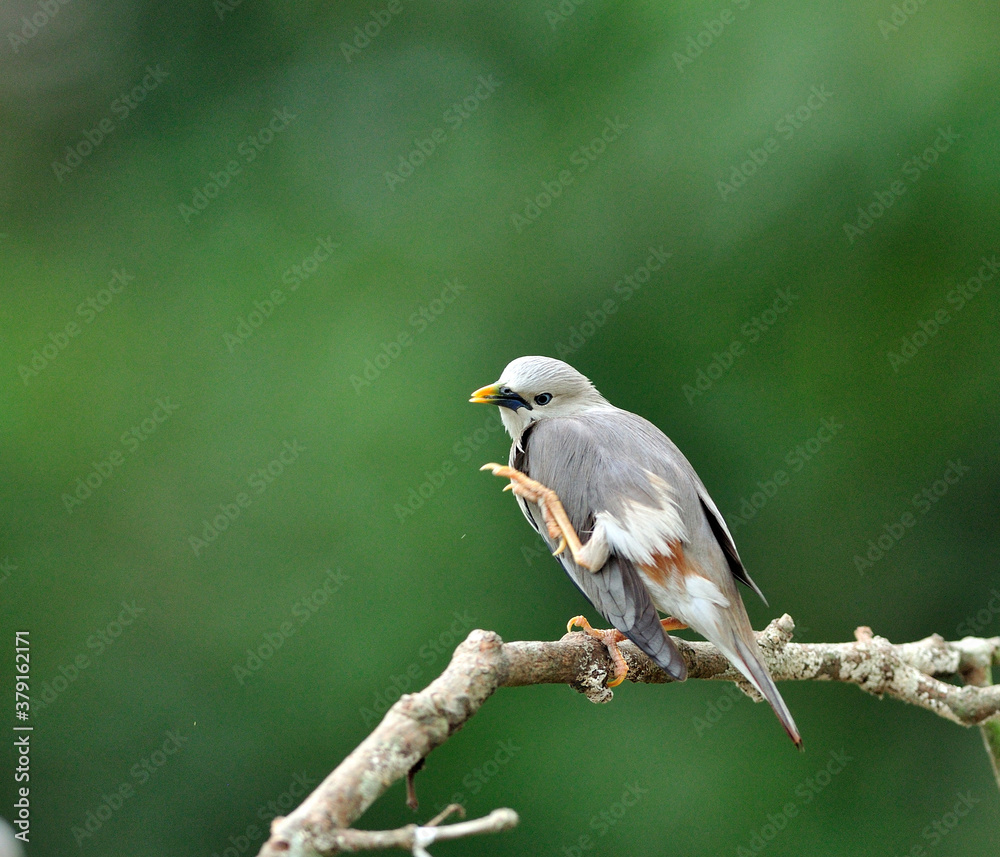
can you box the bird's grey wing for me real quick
[594,411,767,603]
[512,420,687,681]
[696,493,766,603]
[663,434,768,603]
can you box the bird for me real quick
[470,355,801,747]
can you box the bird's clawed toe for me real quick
[567,615,630,687]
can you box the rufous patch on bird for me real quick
[638,543,688,588]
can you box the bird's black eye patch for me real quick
[534,393,553,405]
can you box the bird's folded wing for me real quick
[524,409,766,603]
[515,412,689,562]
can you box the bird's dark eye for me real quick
[534,393,553,405]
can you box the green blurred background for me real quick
[3,1,1000,854]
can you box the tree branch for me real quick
[257,616,1000,857]
[316,806,518,854]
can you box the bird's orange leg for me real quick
[567,615,629,687]
[479,463,593,569]
[660,617,688,632]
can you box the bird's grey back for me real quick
[513,408,762,601]
[515,410,707,542]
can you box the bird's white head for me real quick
[470,356,612,441]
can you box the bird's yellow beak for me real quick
[469,383,500,404]
[469,383,533,412]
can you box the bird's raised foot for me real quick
[567,615,630,687]
[660,616,688,632]
[479,463,594,569]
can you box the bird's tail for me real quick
[625,623,687,682]
[721,633,802,748]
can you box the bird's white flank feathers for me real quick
[595,471,687,566]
